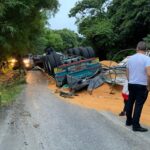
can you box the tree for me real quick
[108,0,150,48]
[69,0,115,59]
[43,28,80,52]
[69,0,108,23]
[144,34,150,49]
[69,0,150,60]
[56,29,79,51]
[0,0,59,59]
[44,29,64,51]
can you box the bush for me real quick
[0,73,26,106]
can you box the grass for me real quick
[0,76,26,106]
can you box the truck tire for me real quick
[42,56,49,73]
[45,56,53,75]
[51,52,62,67]
[46,61,52,75]
[67,48,74,55]
[79,47,90,58]
[86,47,95,58]
[46,55,56,75]
[73,48,81,56]
[42,56,47,72]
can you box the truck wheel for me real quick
[45,56,52,75]
[46,55,56,75]
[86,47,95,58]
[46,61,52,75]
[43,57,47,72]
[67,48,74,55]
[51,52,62,67]
[79,47,90,58]
[42,56,48,73]
[73,48,81,56]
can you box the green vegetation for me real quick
[0,0,82,60]
[0,0,59,60]
[0,76,25,106]
[0,0,150,61]
[69,0,150,60]
[144,34,150,49]
[44,28,80,52]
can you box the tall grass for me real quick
[0,76,26,106]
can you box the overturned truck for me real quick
[41,47,101,91]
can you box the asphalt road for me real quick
[0,71,150,150]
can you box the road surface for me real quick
[0,71,150,150]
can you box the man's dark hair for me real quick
[136,41,147,51]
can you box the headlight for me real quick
[9,58,17,67]
[11,59,17,63]
[23,58,31,68]
[23,58,30,64]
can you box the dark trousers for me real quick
[126,84,148,127]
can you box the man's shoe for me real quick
[133,127,148,132]
[119,111,126,116]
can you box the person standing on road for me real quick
[119,80,129,116]
[126,41,150,132]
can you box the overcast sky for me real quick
[49,0,78,33]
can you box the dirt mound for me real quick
[100,60,118,67]
[48,75,150,127]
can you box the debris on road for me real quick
[33,123,40,128]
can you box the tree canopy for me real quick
[108,0,150,48]
[0,0,59,59]
[44,28,80,52]
[69,0,150,60]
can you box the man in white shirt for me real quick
[126,41,150,132]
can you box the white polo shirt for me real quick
[127,53,150,85]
